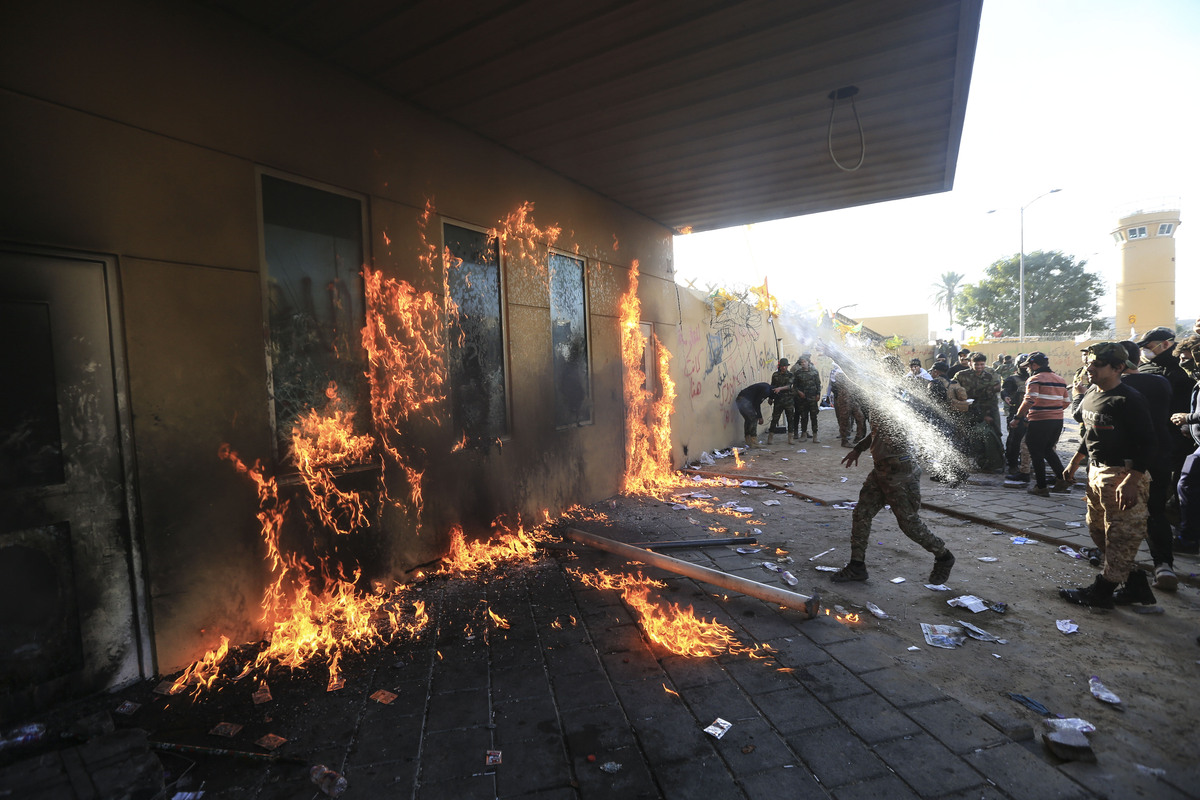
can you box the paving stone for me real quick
[430,651,491,693]
[964,742,1095,799]
[425,687,491,733]
[726,600,807,640]
[872,733,984,796]
[859,667,950,708]
[756,685,838,735]
[660,653,729,689]
[545,641,605,675]
[418,727,494,783]
[418,775,499,800]
[738,763,829,799]
[491,664,552,703]
[493,694,560,746]
[551,666,618,710]
[588,622,647,655]
[982,709,1034,741]
[712,717,801,778]
[765,635,833,667]
[795,660,873,703]
[600,646,664,684]
[827,694,922,744]
[785,723,891,788]
[798,616,858,645]
[823,636,900,674]
[679,678,759,725]
[1058,760,1196,800]
[561,702,640,756]
[630,705,716,764]
[655,756,751,800]
[720,653,794,695]
[832,773,921,800]
[492,735,573,796]
[348,704,424,765]
[489,639,546,670]
[933,784,1012,800]
[906,699,1010,754]
[569,744,659,799]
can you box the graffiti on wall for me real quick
[678,298,776,426]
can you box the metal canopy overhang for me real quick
[198,0,982,234]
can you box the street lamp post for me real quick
[990,189,1061,342]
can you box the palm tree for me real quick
[931,271,964,333]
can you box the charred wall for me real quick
[0,0,675,672]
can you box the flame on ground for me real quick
[619,262,687,497]
[825,608,861,625]
[438,515,551,574]
[732,448,744,469]
[570,568,764,659]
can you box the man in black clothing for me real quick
[1137,326,1196,521]
[1059,343,1156,608]
[1001,353,1031,482]
[736,382,773,447]
[946,348,971,380]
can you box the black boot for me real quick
[1059,575,1117,609]
[929,550,955,585]
[1112,569,1157,606]
[831,560,868,583]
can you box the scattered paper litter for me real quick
[798,449,807,453]
[990,530,1006,535]
[907,645,921,651]
[781,458,789,461]
[840,476,849,482]
[741,480,767,487]
[976,557,998,562]
[704,718,733,739]
[866,602,889,619]
[920,623,966,649]
[687,517,701,525]
[1010,536,1036,544]
[890,577,906,584]
[957,620,1006,643]
[808,547,836,561]
[761,561,784,573]
[1135,764,1166,778]
[255,733,287,750]
[1065,521,1082,528]
[209,722,242,738]
[1057,545,1083,559]
[735,506,754,513]
[1056,619,1079,635]
[736,547,762,554]
[924,583,950,591]
[740,490,749,495]
[814,565,839,572]
[763,500,781,506]
[947,595,988,613]
[669,503,689,510]
[775,489,788,494]
[1089,676,1121,706]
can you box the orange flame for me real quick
[732,448,744,469]
[169,635,229,697]
[439,515,549,574]
[620,262,686,497]
[290,382,375,535]
[570,569,763,659]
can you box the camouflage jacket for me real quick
[770,369,796,406]
[791,365,821,401]
[955,367,1001,403]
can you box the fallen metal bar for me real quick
[149,740,306,764]
[563,527,819,619]
[640,537,757,550]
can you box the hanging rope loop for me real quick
[827,86,865,172]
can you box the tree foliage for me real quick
[956,251,1104,336]
[931,271,964,332]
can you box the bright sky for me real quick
[673,0,1200,336]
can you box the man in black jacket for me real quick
[1138,326,1196,538]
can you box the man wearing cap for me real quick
[1170,351,1200,555]
[791,353,822,443]
[946,348,971,380]
[735,382,773,447]
[1059,342,1156,608]
[955,353,1004,472]
[1138,326,1197,537]
[994,354,1016,380]
[831,358,955,586]
[767,358,797,445]
[906,358,931,382]
[1012,352,1070,496]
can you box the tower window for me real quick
[1157,223,1175,236]
[1112,231,1125,244]
[1127,226,1148,240]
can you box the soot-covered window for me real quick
[548,252,591,426]
[261,174,367,460]
[443,223,508,440]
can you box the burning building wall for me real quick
[0,0,677,698]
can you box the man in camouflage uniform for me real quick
[767,357,796,445]
[831,362,955,584]
[791,353,822,443]
[1059,342,1155,608]
[994,354,1017,380]
[955,352,1004,471]
[832,364,867,447]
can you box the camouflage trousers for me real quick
[1085,465,1150,583]
[834,391,866,443]
[850,460,947,563]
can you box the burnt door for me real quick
[1,250,141,714]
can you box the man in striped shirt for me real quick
[1012,352,1071,496]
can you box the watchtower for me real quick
[1111,201,1180,338]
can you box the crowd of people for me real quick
[734,319,1200,609]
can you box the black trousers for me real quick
[1025,418,1064,488]
[1005,417,1026,472]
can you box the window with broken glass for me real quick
[260,174,368,462]
[548,252,592,427]
[443,223,509,440]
